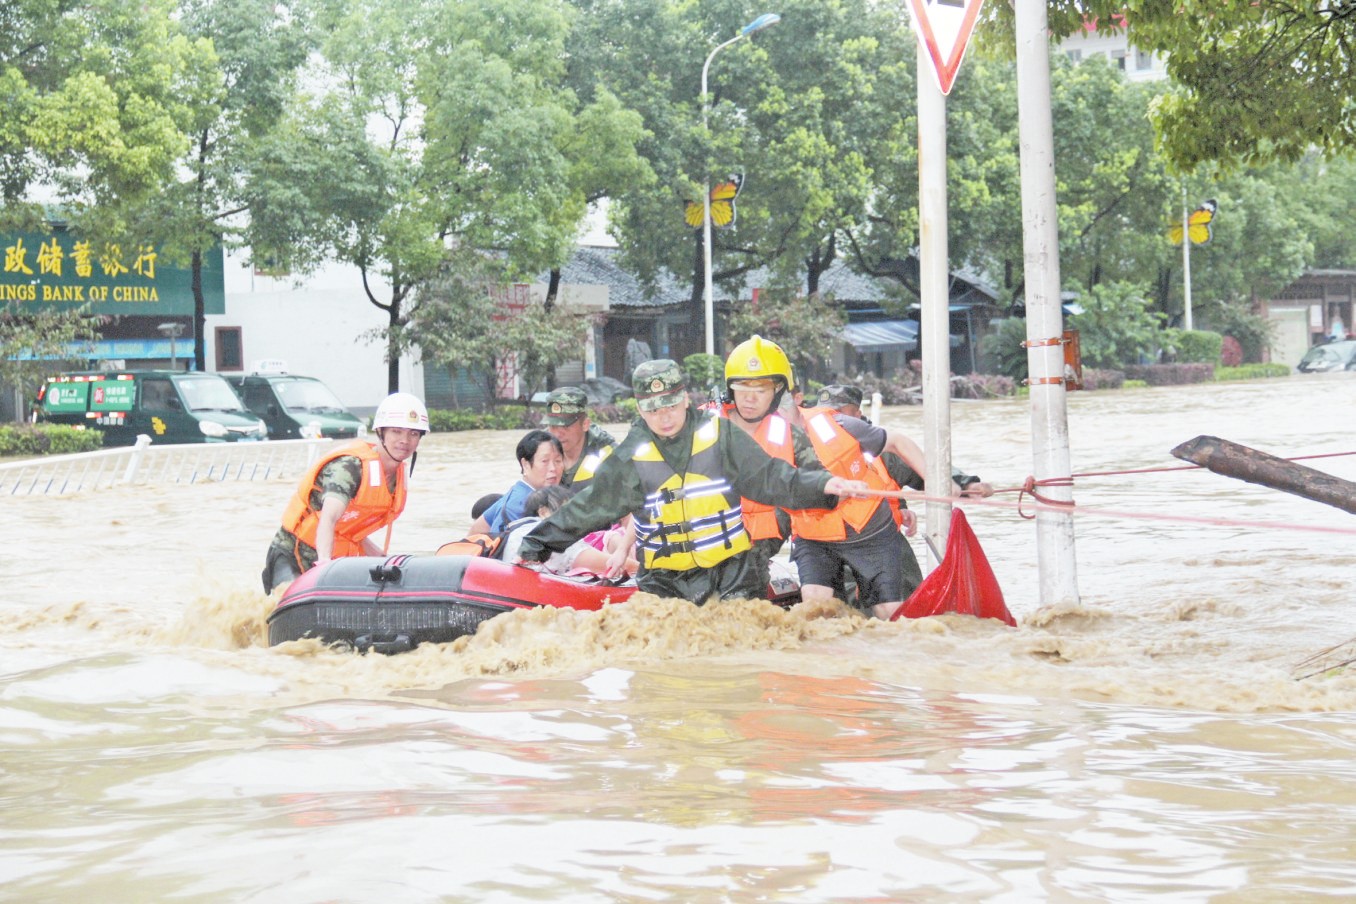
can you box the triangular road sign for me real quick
[904,0,985,95]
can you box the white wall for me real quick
[206,252,423,412]
[1058,28,1167,83]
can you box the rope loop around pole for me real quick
[1017,475,1075,520]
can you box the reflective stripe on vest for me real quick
[570,443,613,487]
[632,417,750,570]
[789,408,899,542]
[717,403,794,541]
[280,439,408,562]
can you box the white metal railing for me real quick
[1,435,326,496]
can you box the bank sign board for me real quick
[0,229,224,316]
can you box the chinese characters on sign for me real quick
[3,234,159,303]
[0,230,224,315]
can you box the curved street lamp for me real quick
[701,12,781,357]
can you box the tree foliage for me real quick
[252,0,650,391]
[1067,281,1165,369]
[0,304,99,403]
[584,0,916,353]
[726,288,847,380]
[0,0,197,231]
[410,252,591,408]
[1000,1,1356,169]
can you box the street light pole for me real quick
[701,12,780,358]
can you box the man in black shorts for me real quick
[785,391,926,619]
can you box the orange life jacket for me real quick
[435,534,503,558]
[718,402,795,541]
[281,440,407,564]
[789,407,901,542]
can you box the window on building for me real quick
[1111,50,1127,70]
[1065,50,1082,63]
[215,326,243,371]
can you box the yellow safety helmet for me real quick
[724,335,794,391]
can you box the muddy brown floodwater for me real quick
[4,375,1356,901]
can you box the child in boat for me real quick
[501,485,638,578]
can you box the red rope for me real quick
[980,449,1356,520]
[889,447,1356,534]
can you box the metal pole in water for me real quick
[1014,0,1080,607]
[918,49,954,567]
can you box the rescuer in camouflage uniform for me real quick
[261,392,427,593]
[516,359,868,605]
[540,386,616,488]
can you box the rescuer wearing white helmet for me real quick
[261,392,429,593]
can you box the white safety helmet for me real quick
[372,392,429,432]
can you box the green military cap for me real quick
[632,359,687,412]
[542,386,588,426]
[817,384,864,409]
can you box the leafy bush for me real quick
[1162,329,1224,365]
[591,399,637,423]
[427,408,527,432]
[1214,363,1291,381]
[1211,302,1274,363]
[1220,335,1244,367]
[0,424,103,456]
[1067,282,1165,368]
[1080,367,1125,390]
[682,353,724,399]
[1122,363,1215,385]
[951,373,1017,399]
[852,369,922,405]
[980,317,1030,381]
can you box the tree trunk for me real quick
[1171,435,1356,515]
[387,302,401,394]
[191,248,205,372]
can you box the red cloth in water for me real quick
[892,508,1016,626]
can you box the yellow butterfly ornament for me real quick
[685,173,744,229]
[1169,199,1217,246]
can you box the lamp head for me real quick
[742,13,781,35]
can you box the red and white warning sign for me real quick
[904,0,984,95]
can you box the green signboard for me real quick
[0,229,224,316]
[90,378,136,411]
[40,374,139,413]
[42,381,90,413]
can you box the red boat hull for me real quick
[268,554,637,653]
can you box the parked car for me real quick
[225,372,366,440]
[1296,340,1356,373]
[35,371,267,446]
[530,377,635,407]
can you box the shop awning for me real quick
[841,320,918,352]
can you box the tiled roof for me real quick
[548,246,687,309]
[543,246,999,310]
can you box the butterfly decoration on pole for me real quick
[685,173,743,229]
[1168,198,1218,246]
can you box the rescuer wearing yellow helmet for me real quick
[715,336,822,594]
[261,392,429,593]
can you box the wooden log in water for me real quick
[1171,435,1356,515]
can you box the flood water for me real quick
[4,375,1356,901]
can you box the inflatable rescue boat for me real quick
[267,554,638,653]
[267,553,806,654]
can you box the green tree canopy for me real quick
[1,0,197,232]
[1008,1,1356,169]
[253,0,650,391]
